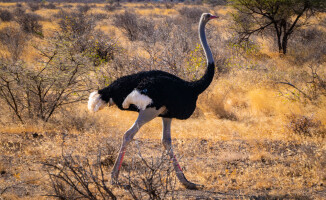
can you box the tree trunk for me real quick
[277,36,282,53]
[274,22,283,53]
[276,21,289,54]
[282,35,288,54]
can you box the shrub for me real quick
[42,2,56,9]
[58,11,94,37]
[27,2,40,11]
[63,4,73,9]
[178,6,207,23]
[44,152,117,200]
[113,11,139,41]
[0,9,13,22]
[184,0,203,5]
[57,10,122,66]
[164,2,175,9]
[122,150,176,200]
[204,0,227,6]
[0,32,94,123]
[91,13,108,21]
[290,27,326,64]
[113,12,156,42]
[16,12,43,36]
[13,7,25,16]
[0,26,28,61]
[104,3,120,12]
[84,30,123,66]
[136,17,155,42]
[287,114,325,137]
[77,4,91,13]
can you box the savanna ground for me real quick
[0,1,325,199]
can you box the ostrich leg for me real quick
[162,118,203,190]
[111,107,165,184]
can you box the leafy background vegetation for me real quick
[0,0,325,199]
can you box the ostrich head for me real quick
[200,13,218,24]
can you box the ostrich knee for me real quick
[122,125,139,146]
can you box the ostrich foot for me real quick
[110,173,120,186]
[110,178,119,186]
[183,181,204,190]
[110,177,132,190]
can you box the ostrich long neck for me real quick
[191,19,215,94]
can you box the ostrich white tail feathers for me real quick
[88,91,106,112]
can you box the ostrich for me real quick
[88,13,217,189]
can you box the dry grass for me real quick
[0,2,325,200]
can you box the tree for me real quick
[230,0,326,54]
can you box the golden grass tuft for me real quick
[248,88,297,116]
[34,9,60,19]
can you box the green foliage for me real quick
[229,0,326,53]
[186,43,206,80]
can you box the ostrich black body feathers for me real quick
[98,62,215,120]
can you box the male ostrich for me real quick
[88,13,217,189]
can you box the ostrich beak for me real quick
[209,15,218,20]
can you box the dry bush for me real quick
[164,2,175,9]
[44,145,176,200]
[44,152,116,200]
[121,146,176,200]
[42,2,57,9]
[287,114,325,137]
[278,64,326,101]
[27,2,40,11]
[13,7,25,16]
[137,3,154,9]
[0,33,94,123]
[290,27,326,64]
[178,6,208,23]
[91,12,108,21]
[204,0,228,6]
[184,0,203,5]
[15,3,23,8]
[63,4,73,9]
[137,19,156,43]
[16,12,43,36]
[104,3,120,12]
[0,11,124,123]
[57,10,121,66]
[128,15,197,78]
[77,4,91,13]
[0,9,13,21]
[113,11,140,41]
[0,26,29,61]
[90,30,122,66]
[57,10,95,37]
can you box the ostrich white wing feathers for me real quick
[122,90,153,110]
